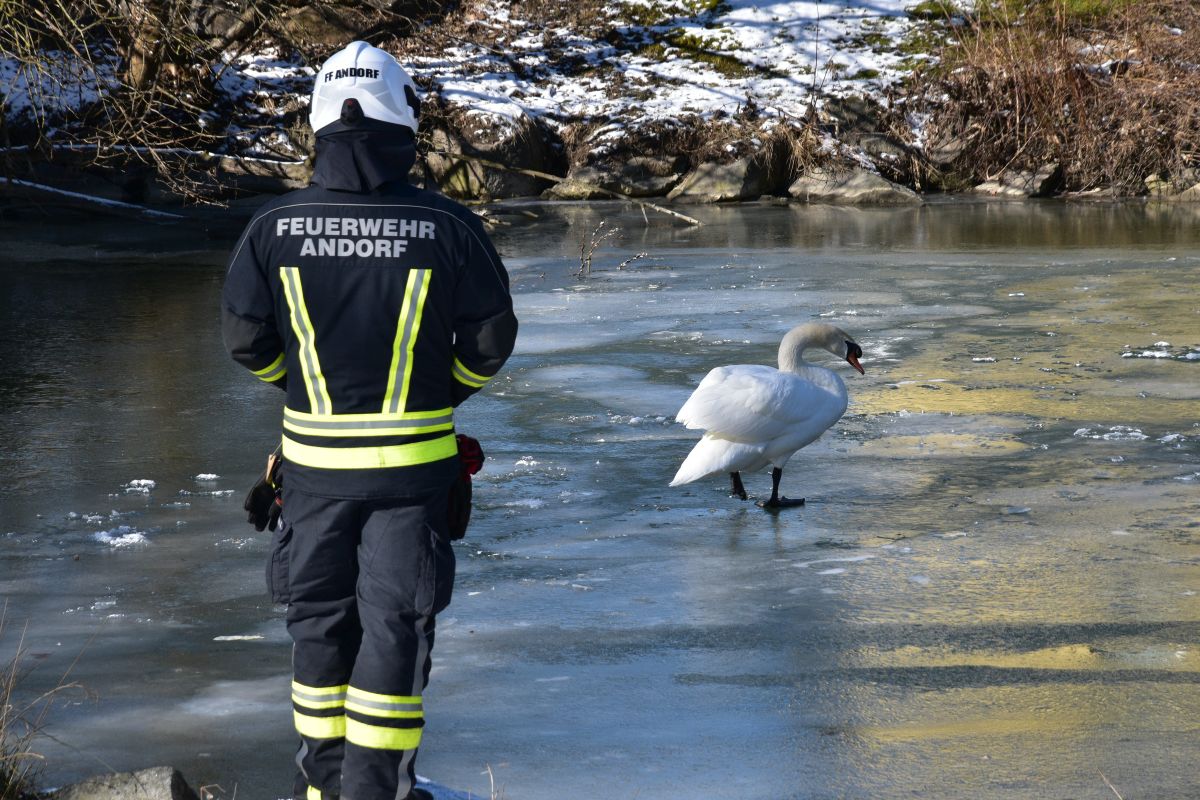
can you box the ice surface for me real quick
[7,204,1200,800]
[521,365,690,417]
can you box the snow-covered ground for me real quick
[417,0,933,135]
[2,2,947,160]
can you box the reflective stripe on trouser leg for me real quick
[345,686,424,750]
[284,490,366,799]
[293,680,348,739]
[340,490,452,800]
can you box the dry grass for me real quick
[915,0,1200,193]
[0,611,87,800]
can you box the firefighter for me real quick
[221,41,518,800]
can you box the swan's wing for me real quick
[676,365,841,443]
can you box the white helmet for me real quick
[309,41,420,134]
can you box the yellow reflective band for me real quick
[292,681,349,696]
[452,357,490,388]
[347,687,422,705]
[345,717,422,751]
[294,710,345,739]
[253,353,287,383]
[281,267,333,415]
[283,407,453,438]
[383,269,433,414]
[307,787,321,800]
[282,433,458,470]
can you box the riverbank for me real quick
[3,1,1199,211]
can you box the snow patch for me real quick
[94,527,148,548]
[1073,426,1149,441]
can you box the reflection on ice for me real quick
[520,365,691,418]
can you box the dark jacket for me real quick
[222,131,517,498]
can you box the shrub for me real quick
[914,0,1200,193]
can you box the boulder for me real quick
[52,767,199,800]
[542,166,614,200]
[973,164,1061,197]
[923,133,969,168]
[213,154,311,194]
[1172,182,1200,201]
[820,94,921,180]
[1145,174,1174,197]
[543,157,683,200]
[605,156,684,197]
[788,168,921,205]
[667,146,788,203]
[426,111,562,200]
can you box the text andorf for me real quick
[324,67,380,81]
[276,217,436,259]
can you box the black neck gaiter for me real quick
[310,121,417,193]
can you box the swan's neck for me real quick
[778,331,842,394]
[778,335,819,374]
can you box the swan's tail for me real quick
[670,436,760,487]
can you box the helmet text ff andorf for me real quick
[309,41,421,135]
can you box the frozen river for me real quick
[1,200,1198,799]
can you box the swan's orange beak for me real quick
[846,353,865,374]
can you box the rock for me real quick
[924,133,969,168]
[52,767,200,800]
[277,7,368,47]
[1145,174,1174,197]
[426,111,563,200]
[667,145,788,203]
[543,166,614,200]
[973,164,1061,197]
[1172,182,1200,201]
[544,157,683,200]
[213,154,311,193]
[275,1,451,46]
[611,156,685,197]
[820,95,879,137]
[788,168,921,205]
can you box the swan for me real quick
[669,322,865,509]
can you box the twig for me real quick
[616,251,649,270]
[1099,770,1124,800]
[0,177,185,220]
[485,762,500,800]
[577,220,620,277]
[427,150,702,227]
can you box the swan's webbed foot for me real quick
[757,496,806,510]
[729,472,748,501]
[758,467,804,510]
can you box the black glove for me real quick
[244,447,283,532]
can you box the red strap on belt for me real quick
[457,434,484,479]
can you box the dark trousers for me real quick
[276,485,455,800]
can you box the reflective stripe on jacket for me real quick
[222,182,517,498]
